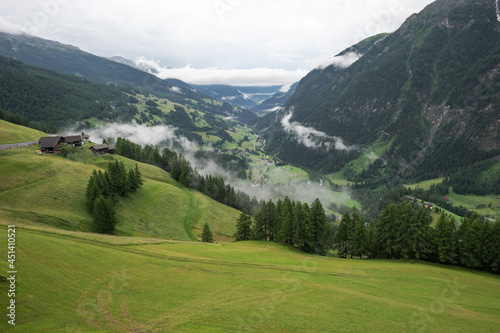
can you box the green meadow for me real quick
[0,226,499,332]
[0,141,240,241]
[0,119,45,145]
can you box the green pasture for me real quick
[0,227,498,332]
[0,119,45,145]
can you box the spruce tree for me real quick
[235,210,253,241]
[278,197,295,244]
[309,198,328,254]
[335,212,352,258]
[93,195,118,234]
[432,213,457,264]
[201,223,214,243]
[351,208,367,259]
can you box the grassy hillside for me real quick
[0,122,241,241]
[0,225,499,332]
[0,119,45,145]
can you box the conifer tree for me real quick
[93,195,118,234]
[351,208,367,259]
[278,197,295,244]
[309,198,328,254]
[201,223,214,243]
[335,212,353,258]
[432,213,457,264]
[489,220,500,273]
[235,210,253,241]
[459,214,482,269]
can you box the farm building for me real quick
[62,135,83,146]
[38,136,63,153]
[89,144,115,156]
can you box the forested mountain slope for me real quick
[260,0,500,182]
[0,32,258,123]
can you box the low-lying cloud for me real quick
[281,111,355,151]
[83,122,198,152]
[316,52,362,70]
[133,56,307,86]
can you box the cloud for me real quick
[279,83,293,93]
[82,122,198,152]
[281,110,355,151]
[316,52,362,70]
[133,57,308,86]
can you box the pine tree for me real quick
[293,202,311,251]
[309,198,328,254]
[278,197,294,244]
[134,163,143,187]
[375,203,399,259]
[366,220,376,258]
[432,213,457,264]
[489,219,500,273]
[127,167,139,192]
[201,223,214,243]
[235,210,253,241]
[85,170,99,214]
[273,199,283,243]
[459,214,482,269]
[335,212,353,258]
[350,208,367,259]
[92,195,118,234]
[408,207,431,260]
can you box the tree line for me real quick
[235,198,333,255]
[85,160,143,234]
[334,202,500,274]
[115,137,262,214]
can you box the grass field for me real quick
[405,177,445,190]
[0,134,241,241]
[0,120,45,145]
[404,178,500,219]
[0,225,499,332]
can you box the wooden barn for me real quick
[38,136,63,153]
[62,135,83,147]
[89,144,115,156]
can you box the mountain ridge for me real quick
[260,0,500,182]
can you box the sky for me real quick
[0,0,435,86]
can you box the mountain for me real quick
[251,82,299,115]
[192,84,258,108]
[192,85,282,109]
[259,0,500,183]
[0,32,259,123]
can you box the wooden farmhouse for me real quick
[89,144,115,156]
[38,136,63,153]
[62,135,83,147]
[38,135,85,153]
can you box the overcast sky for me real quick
[0,0,435,85]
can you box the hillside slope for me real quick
[0,32,258,124]
[0,226,499,332]
[261,0,500,182]
[0,119,45,144]
[0,121,240,240]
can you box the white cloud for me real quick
[317,52,362,70]
[83,122,198,152]
[0,0,436,85]
[281,110,355,151]
[279,83,293,93]
[133,57,308,86]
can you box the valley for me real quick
[1,0,500,331]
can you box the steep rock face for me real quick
[262,0,500,180]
